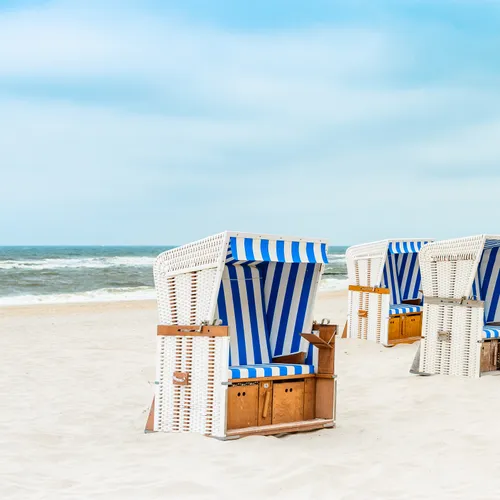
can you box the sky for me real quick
[1,0,500,246]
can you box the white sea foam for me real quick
[0,286,156,306]
[327,253,346,262]
[0,256,155,270]
[0,278,347,305]
[319,277,349,291]
[0,252,344,271]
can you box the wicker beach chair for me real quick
[345,239,433,346]
[418,235,500,378]
[145,231,337,438]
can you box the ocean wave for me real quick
[0,253,345,271]
[319,277,349,291]
[0,276,347,305]
[0,286,156,305]
[0,256,155,271]
[327,254,346,262]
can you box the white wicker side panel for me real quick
[347,290,389,344]
[420,303,484,378]
[431,259,478,300]
[366,292,384,343]
[370,256,385,287]
[357,259,369,286]
[450,305,483,378]
[379,295,390,345]
[419,236,487,378]
[346,240,389,286]
[350,256,384,288]
[154,232,227,324]
[155,335,229,436]
[156,268,219,325]
[153,233,229,436]
[346,241,389,342]
[419,235,485,299]
[420,303,438,373]
[347,290,364,339]
[347,290,356,339]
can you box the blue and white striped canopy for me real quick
[217,234,327,369]
[228,236,328,264]
[484,239,500,250]
[381,253,422,305]
[472,246,500,323]
[380,240,430,305]
[388,241,430,254]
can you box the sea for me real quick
[0,246,348,306]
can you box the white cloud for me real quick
[0,0,499,244]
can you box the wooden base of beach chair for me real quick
[226,375,336,432]
[225,418,335,439]
[387,312,422,346]
[384,336,422,347]
[225,324,337,437]
[480,340,500,373]
[149,322,337,438]
[145,397,155,433]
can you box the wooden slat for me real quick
[300,333,333,349]
[225,418,335,438]
[341,321,348,339]
[272,351,306,364]
[258,381,273,426]
[386,336,421,346]
[315,324,336,375]
[402,299,422,306]
[348,285,390,294]
[304,378,316,420]
[157,325,229,337]
[315,378,335,419]
[144,397,155,433]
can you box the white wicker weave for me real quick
[155,335,229,436]
[346,240,389,288]
[419,235,500,378]
[154,233,229,436]
[346,240,388,343]
[152,231,328,437]
[346,239,431,345]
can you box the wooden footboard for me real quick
[387,312,422,346]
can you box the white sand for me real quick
[2,291,500,499]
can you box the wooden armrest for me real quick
[272,352,306,364]
[157,325,229,337]
[300,333,333,349]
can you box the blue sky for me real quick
[1,0,500,245]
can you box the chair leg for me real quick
[341,321,348,339]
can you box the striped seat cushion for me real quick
[389,304,422,315]
[229,363,314,380]
[483,326,500,339]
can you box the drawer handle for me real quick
[262,391,271,419]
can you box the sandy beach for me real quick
[2,290,500,499]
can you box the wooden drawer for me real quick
[388,315,402,341]
[481,340,499,373]
[227,384,259,430]
[403,313,422,338]
[272,380,304,425]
